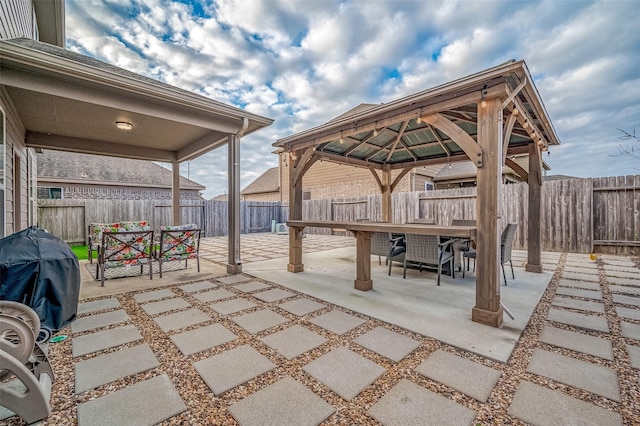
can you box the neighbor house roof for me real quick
[37,150,205,190]
[241,167,279,195]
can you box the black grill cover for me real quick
[0,226,81,331]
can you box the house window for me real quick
[424,183,434,191]
[38,187,63,199]
[302,191,311,200]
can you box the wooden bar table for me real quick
[286,220,476,291]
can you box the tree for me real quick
[613,127,640,160]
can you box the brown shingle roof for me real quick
[37,150,205,190]
[241,167,279,195]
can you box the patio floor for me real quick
[1,233,639,425]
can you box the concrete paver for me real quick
[72,324,143,358]
[557,279,600,290]
[153,308,210,332]
[216,275,252,285]
[627,344,640,369]
[209,298,257,315]
[562,271,600,282]
[609,284,640,296]
[170,323,237,356]
[252,288,296,302]
[620,321,640,340]
[368,379,476,426]
[133,289,175,303]
[75,344,159,394]
[261,324,327,360]
[607,276,640,287]
[539,326,613,360]
[605,268,640,278]
[141,297,191,316]
[71,309,130,334]
[77,297,120,315]
[555,286,602,300]
[547,308,610,333]
[415,349,501,402]
[277,298,326,316]
[354,327,420,362]
[77,374,186,426]
[526,348,620,401]
[193,288,235,302]
[232,281,272,292]
[508,381,622,426]
[303,346,385,400]
[232,309,289,334]
[551,296,605,313]
[179,280,217,293]
[228,376,335,426]
[613,294,640,307]
[615,306,640,321]
[309,310,366,335]
[193,345,275,395]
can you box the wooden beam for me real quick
[369,167,383,192]
[318,151,384,169]
[381,169,392,223]
[505,157,529,181]
[391,166,413,193]
[501,76,527,110]
[385,121,409,162]
[472,97,503,327]
[388,152,470,170]
[502,113,517,164]
[526,142,543,273]
[423,113,483,167]
[292,146,317,185]
[288,153,304,273]
[427,123,452,156]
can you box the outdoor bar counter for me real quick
[286,220,476,291]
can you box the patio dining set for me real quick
[87,221,202,286]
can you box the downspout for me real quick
[227,117,249,273]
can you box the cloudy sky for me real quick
[65,0,640,198]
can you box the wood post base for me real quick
[287,263,304,273]
[472,306,503,328]
[525,263,543,273]
[227,264,242,274]
[354,279,373,291]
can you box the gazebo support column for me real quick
[288,153,304,272]
[227,133,242,274]
[472,97,503,327]
[381,168,392,223]
[171,160,180,225]
[526,143,543,273]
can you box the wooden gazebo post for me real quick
[526,142,543,272]
[472,97,504,327]
[381,168,392,223]
[288,151,305,272]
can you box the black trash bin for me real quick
[0,226,81,342]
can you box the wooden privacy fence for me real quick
[37,175,640,254]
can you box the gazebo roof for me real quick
[274,60,559,170]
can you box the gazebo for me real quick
[274,60,560,327]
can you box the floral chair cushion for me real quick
[158,224,199,262]
[99,221,153,268]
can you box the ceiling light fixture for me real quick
[339,132,344,144]
[416,109,423,124]
[115,121,133,130]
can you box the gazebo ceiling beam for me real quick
[505,156,529,181]
[388,152,471,170]
[422,113,483,167]
[427,123,452,156]
[510,97,547,150]
[385,121,409,162]
[317,151,385,170]
[280,84,506,152]
[502,112,518,164]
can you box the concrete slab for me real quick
[232,281,272,293]
[547,308,610,333]
[526,348,620,401]
[354,327,420,362]
[508,381,622,426]
[613,294,640,307]
[75,344,159,394]
[368,379,476,426]
[615,306,640,321]
[153,308,210,332]
[193,344,275,395]
[562,271,599,282]
[609,284,640,296]
[252,288,296,302]
[620,321,640,340]
[556,287,602,300]
[170,323,237,356]
[71,310,130,334]
[77,374,186,426]
[627,344,640,369]
[229,376,335,426]
[209,298,257,315]
[605,269,640,278]
[309,310,367,335]
[141,297,191,316]
[133,288,175,303]
[415,349,501,402]
[72,324,143,358]
[216,275,252,285]
[193,288,235,302]
[551,296,605,313]
[77,298,120,315]
[303,346,385,400]
[278,298,326,316]
[601,257,636,267]
[179,280,217,293]
[261,325,327,360]
[244,247,551,362]
[539,326,613,360]
[557,279,600,290]
[232,309,289,334]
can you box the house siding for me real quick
[0,0,36,41]
[243,191,280,202]
[37,184,202,201]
